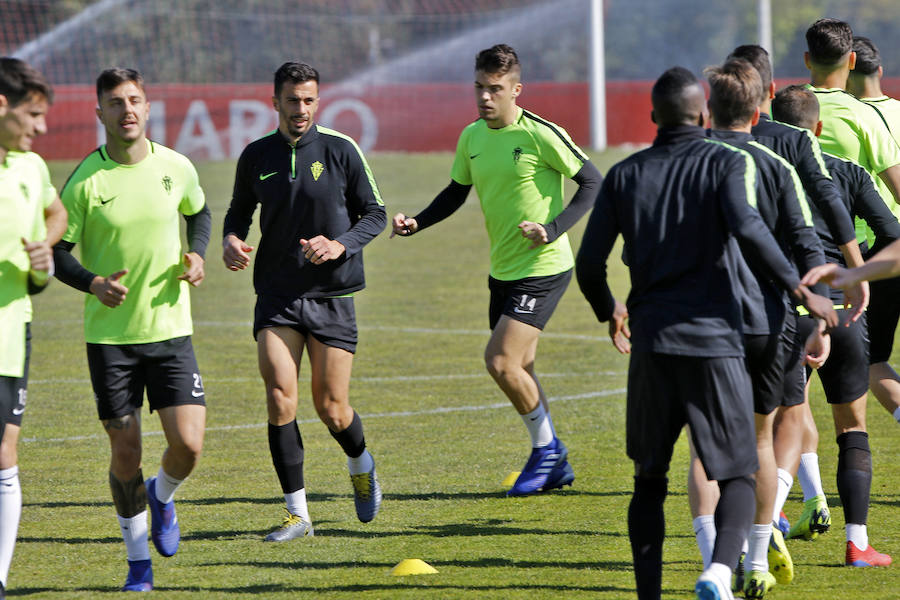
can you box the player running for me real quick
[0,57,66,600]
[223,61,386,541]
[391,44,602,496]
[53,68,211,591]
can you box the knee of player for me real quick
[315,401,350,430]
[484,351,511,378]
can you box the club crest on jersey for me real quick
[161,175,173,194]
[311,161,324,181]
[513,147,523,163]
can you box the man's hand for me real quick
[609,300,631,354]
[518,221,548,249]
[300,236,345,265]
[390,213,419,238]
[801,262,852,288]
[795,285,839,330]
[804,326,831,369]
[22,237,52,273]
[842,280,868,324]
[177,251,205,287]
[90,270,128,308]
[223,233,254,271]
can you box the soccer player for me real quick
[694,59,835,599]
[222,62,386,541]
[0,57,66,600]
[575,66,836,600]
[391,44,602,496]
[774,85,898,566]
[845,35,900,426]
[52,68,211,591]
[725,42,864,564]
[800,18,898,568]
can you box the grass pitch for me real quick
[10,151,899,598]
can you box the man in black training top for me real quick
[223,62,386,541]
[575,66,837,600]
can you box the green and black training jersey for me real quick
[0,151,54,376]
[60,140,206,345]
[450,107,588,281]
[224,125,386,299]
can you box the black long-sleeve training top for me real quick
[576,125,801,357]
[818,152,900,301]
[752,113,857,247]
[223,125,387,299]
[708,129,826,336]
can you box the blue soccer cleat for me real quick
[695,568,735,600]
[146,476,180,557]
[543,458,575,491]
[350,461,382,523]
[121,558,153,592]
[507,437,568,496]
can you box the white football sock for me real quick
[846,523,868,549]
[347,449,374,476]
[285,488,310,522]
[154,467,183,505]
[522,404,554,448]
[0,466,22,587]
[893,405,900,424]
[798,453,825,501]
[692,515,716,568]
[747,523,771,572]
[117,511,151,561]
[772,468,793,522]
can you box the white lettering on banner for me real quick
[319,98,378,152]
[95,101,167,147]
[228,100,275,158]
[175,100,224,160]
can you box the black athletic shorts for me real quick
[867,276,900,364]
[488,269,571,331]
[626,351,758,481]
[799,311,869,404]
[781,311,806,407]
[745,331,784,415]
[86,335,205,421]
[254,295,358,353]
[0,323,31,439]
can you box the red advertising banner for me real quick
[33,79,900,160]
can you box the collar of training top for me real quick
[653,124,705,146]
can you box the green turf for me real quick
[9,150,898,598]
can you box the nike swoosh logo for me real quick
[469,154,480,159]
[12,407,24,416]
[259,171,278,181]
[192,390,205,398]
[99,196,117,205]
[513,307,534,314]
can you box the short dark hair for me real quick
[274,62,319,96]
[852,36,881,76]
[728,45,772,91]
[772,84,820,131]
[96,68,144,102]
[705,59,763,128]
[475,44,521,79]
[806,18,853,65]
[651,66,704,127]
[0,57,52,106]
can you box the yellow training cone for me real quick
[391,558,438,576]
[501,471,521,487]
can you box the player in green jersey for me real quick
[53,68,212,591]
[0,57,67,600]
[845,35,900,428]
[391,44,602,496]
[803,18,894,568]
